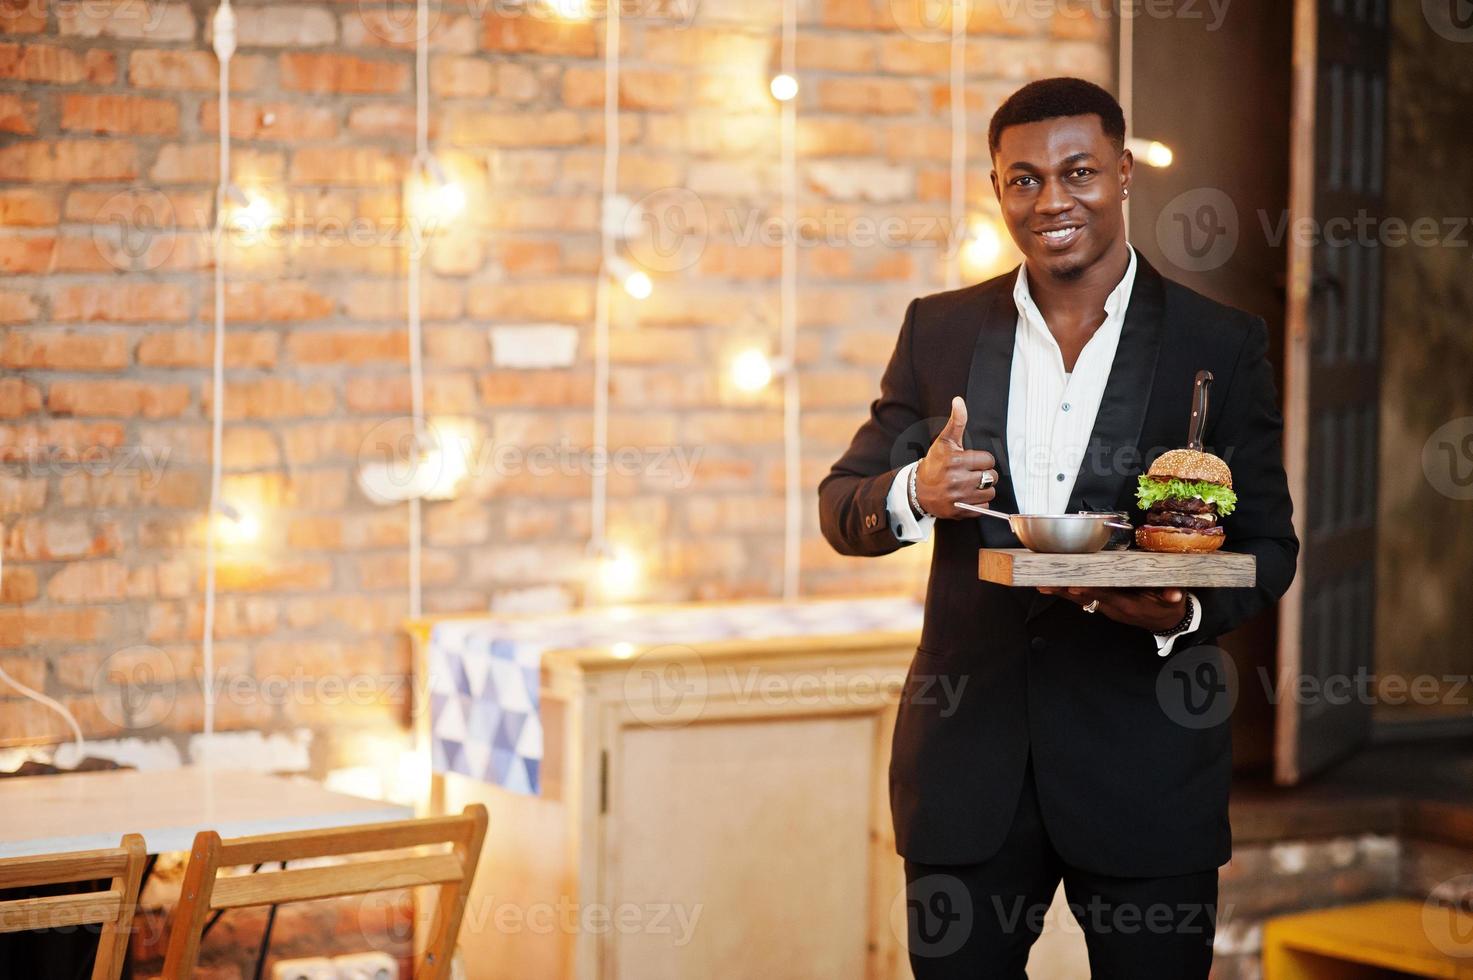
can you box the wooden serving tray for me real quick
[979,548,1256,588]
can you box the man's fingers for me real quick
[950,450,996,472]
[938,396,968,447]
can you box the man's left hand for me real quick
[1037,586,1187,632]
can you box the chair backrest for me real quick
[0,834,148,980]
[160,804,488,980]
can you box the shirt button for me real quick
[1062,402,1071,412]
[1056,473,1066,482]
[1030,637,1047,653]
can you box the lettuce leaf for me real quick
[1135,475,1238,517]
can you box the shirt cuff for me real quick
[887,461,936,543]
[1154,591,1202,657]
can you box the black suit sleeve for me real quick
[1183,316,1299,645]
[818,298,925,558]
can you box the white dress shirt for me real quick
[885,246,1201,656]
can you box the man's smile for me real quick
[1036,224,1084,250]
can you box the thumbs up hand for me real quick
[914,396,999,519]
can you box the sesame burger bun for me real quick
[1146,448,1233,488]
[1134,523,1226,553]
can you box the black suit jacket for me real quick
[818,255,1299,877]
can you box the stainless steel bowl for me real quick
[1008,514,1120,554]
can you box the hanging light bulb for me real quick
[1126,137,1174,168]
[960,217,1005,279]
[607,255,653,300]
[545,0,592,19]
[214,500,261,547]
[223,185,276,240]
[731,347,776,392]
[590,541,641,600]
[408,156,465,232]
[770,73,799,102]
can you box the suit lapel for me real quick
[963,273,1022,549]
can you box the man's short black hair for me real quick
[988,77,1126,157]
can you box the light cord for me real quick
[780,0,800,600]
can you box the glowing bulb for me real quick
[545,0,591,19]
[595,547,641,600]
[611,642,636,660]
[770,74,799,102]
[225,189,276,240]
[214,502,261,547]
[961,219,1004,274]
[1127,137,1174,169]
[731,348,775,392]
[622,269,653,300]
[409,159,466,231]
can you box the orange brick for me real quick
[150,144,283,184]
[0,91,35,133]
[3,517,121,561]
[0,140,138,182]
[223,281,334,321]
[430,55,492,98]
[46,559,132,603]
[344,373,475,414]
[286,328,407,365]
[0,379,40,419]
[562,67,682,111]
[796,35,876,73]
[57,0,195,41]
[0,473,45,514]
[0,233,51,273]
[199,100,338,141]
[2,330,130,371]
[212,558,334,593]
[203,378,336,420]
[137,329,278,368]
[0,43,116,84]
[232,4,337,47]
[289,146,405,185]
[0,0,46,34]
[0,607,109,648]
[48,379,191,418]
[61,93,180,135]
[444,109,585,147]
[0,565,38,603]
[52,283,190,323]
[817,77,921,115]
[0,188,58,225]
[348,101,422,139]
[280,52,409,95]
[481,15,595,56]
[822,0,875,28]
[0,290,37,324]
[129,49,265,91]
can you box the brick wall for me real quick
[0,0,1113,771]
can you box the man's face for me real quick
[990,114,1131,282]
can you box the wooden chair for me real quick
[160,804,488,980]
[0,834,148,980]
[1264,898,1473,979]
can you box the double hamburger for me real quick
[1134,448,1238,553]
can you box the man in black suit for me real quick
[819,78,1298,978]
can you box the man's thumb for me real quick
[939,396,967,446]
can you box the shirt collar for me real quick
[1012,244,1138,327]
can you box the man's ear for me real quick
[990,170,1001,201]
[1118,148,1134,198]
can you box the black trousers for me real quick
[903,753,1218,980]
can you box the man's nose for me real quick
[1034,179,1072,215]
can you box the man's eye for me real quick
[1070,169,1095,179]
[1012,176,1038,187]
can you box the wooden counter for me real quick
[407,599,922,980]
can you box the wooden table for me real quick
[0,768,412,858]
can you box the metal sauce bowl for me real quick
[963,504,1133,554]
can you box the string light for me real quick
[731,347,777,392]
[1126,137,1175,168]
[408,155,466,230]
[213,501,262,548]
[769,73,798,102]
[592,543,642,601]
[778,0,800,600]
[960,215,1008,280]
[945,0,967,290]
[223,185,276,239]
[607,255,652,300]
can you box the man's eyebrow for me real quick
[1004,152,1099,173]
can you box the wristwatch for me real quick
[1153,592,1197,641]
[907,464,931,521]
